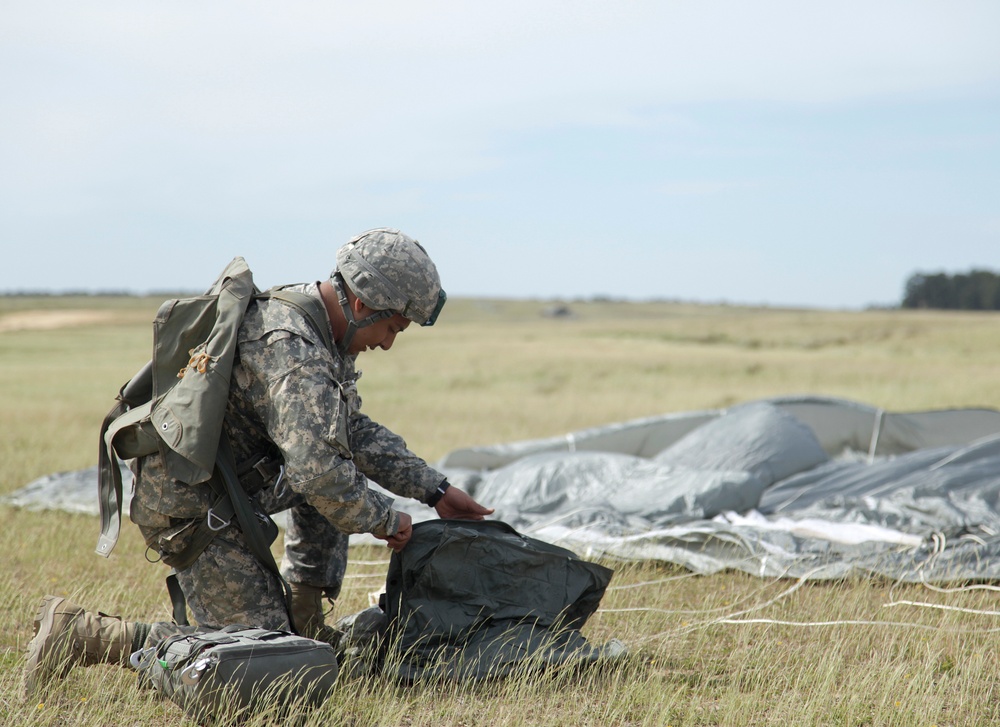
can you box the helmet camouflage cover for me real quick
[334,228,445,326]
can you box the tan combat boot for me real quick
[288,582,343,649]
[24,595,135,700]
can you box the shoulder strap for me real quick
[216,432,295,630]
[96,362,155,558]
[163,431,290,628]
[260,288,335,355]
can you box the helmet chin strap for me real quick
[332,273,393,355]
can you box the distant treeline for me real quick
[903,269,1000,310]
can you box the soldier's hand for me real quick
[380,512,413,552]
[435,487,494,521]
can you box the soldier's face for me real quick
[350,313,410,355]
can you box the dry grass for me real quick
[2,295,1000,725]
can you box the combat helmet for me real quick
[331,228,446,353]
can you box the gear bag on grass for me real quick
[132,625,338,725]
[380,519,624,681]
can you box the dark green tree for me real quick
[902,269,1000,310]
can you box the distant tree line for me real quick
[902,269,1000,310]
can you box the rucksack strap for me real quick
[96,361,155,558]
[165,432,292,629]
[260,288,335,355]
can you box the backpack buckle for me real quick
[206,508,231,532]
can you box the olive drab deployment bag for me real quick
[132,625,339,725]
[380,519,625,682]
[95,258,336,621]
[97,256,259,560]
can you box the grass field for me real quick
[2,295,1000,726]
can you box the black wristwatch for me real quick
[426,480,451,507]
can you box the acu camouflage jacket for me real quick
[127,281,446,550]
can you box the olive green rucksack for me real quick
[95,258,334,622]
[97,257,257,560]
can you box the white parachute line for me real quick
[867,408,885,463]
[606,573,702,590]
[919,581,1000,594]
[635,566,818,643]
[718,618,941,631]
[883,599,1000,617]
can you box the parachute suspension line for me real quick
[716,618,943,631]
[607,567,1000,646]
[622,567,820,644]
[883,600,1000,618]
[868,408,886,463]
[881,569,1000,622]
[919,581,1000,595]
[606,573,702,590]
[601,578,786,616]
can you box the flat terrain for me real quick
[2,295,999,726]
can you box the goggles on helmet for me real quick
[404,288,447,327]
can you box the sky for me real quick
[1,1,998,309]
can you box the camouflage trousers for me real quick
[139,495,351,639]
[276,500,350,601]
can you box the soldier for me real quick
[25,228,493,697]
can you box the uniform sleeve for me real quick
[241,329,399,537]
[348,410,447,503]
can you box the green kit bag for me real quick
[382,519,623,682]
[133,625,338,724]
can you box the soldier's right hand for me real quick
[435,487,494,521]
[377,511,413,552]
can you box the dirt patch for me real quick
[0,310,118,333]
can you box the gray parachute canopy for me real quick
[427,396,1000,583]
[9,394,1000,583]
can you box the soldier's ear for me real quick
[351,295,368,317]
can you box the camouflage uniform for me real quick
[130,282,446,632]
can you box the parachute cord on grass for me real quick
[883,600,1000,617]
[885,566,1000,611]
[604,555,762,593]
[601,568,994,642]
[609,569,1000,645]
[717,617,942,631]
[612,567,819,645]
[606,573,701,591]
[340,574,393,593]
[603,568,795,616]
[717,618,1000,636]
[918,580,1000,595]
